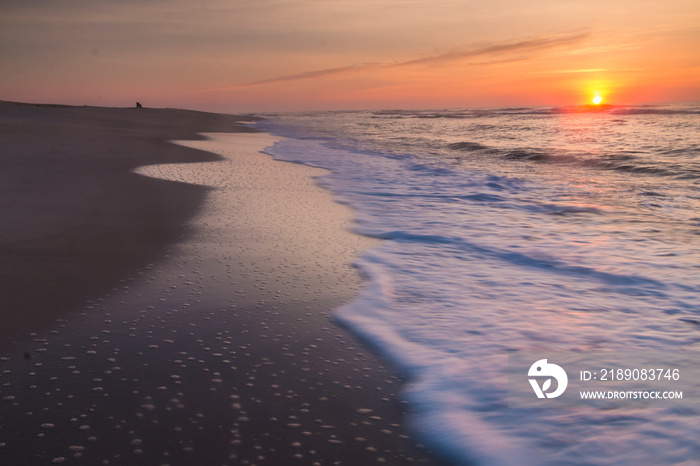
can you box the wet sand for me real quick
[0,103,255,349]
[0,106,437,464]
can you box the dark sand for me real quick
[0,105,438,465]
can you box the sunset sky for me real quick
[1,0,698,112]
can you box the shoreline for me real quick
[0,104,256,349]
[0,105,437,464]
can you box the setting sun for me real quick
[592,95,603,105]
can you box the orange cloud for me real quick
[229,32,590,89]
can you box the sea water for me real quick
[254,103,700,465]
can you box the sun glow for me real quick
[592,95,603,105]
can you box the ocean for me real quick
[254,103,700,465]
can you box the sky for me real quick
[1,0,699,112]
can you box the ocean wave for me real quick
[363,229,663,288]
[370,104,700,119]
[445,142,699,179]
[447,141,492,152]
[255,109,700,466]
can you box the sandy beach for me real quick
[0,103,255,349]
[0,104,435,465]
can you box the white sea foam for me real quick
[256,107,700,465]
